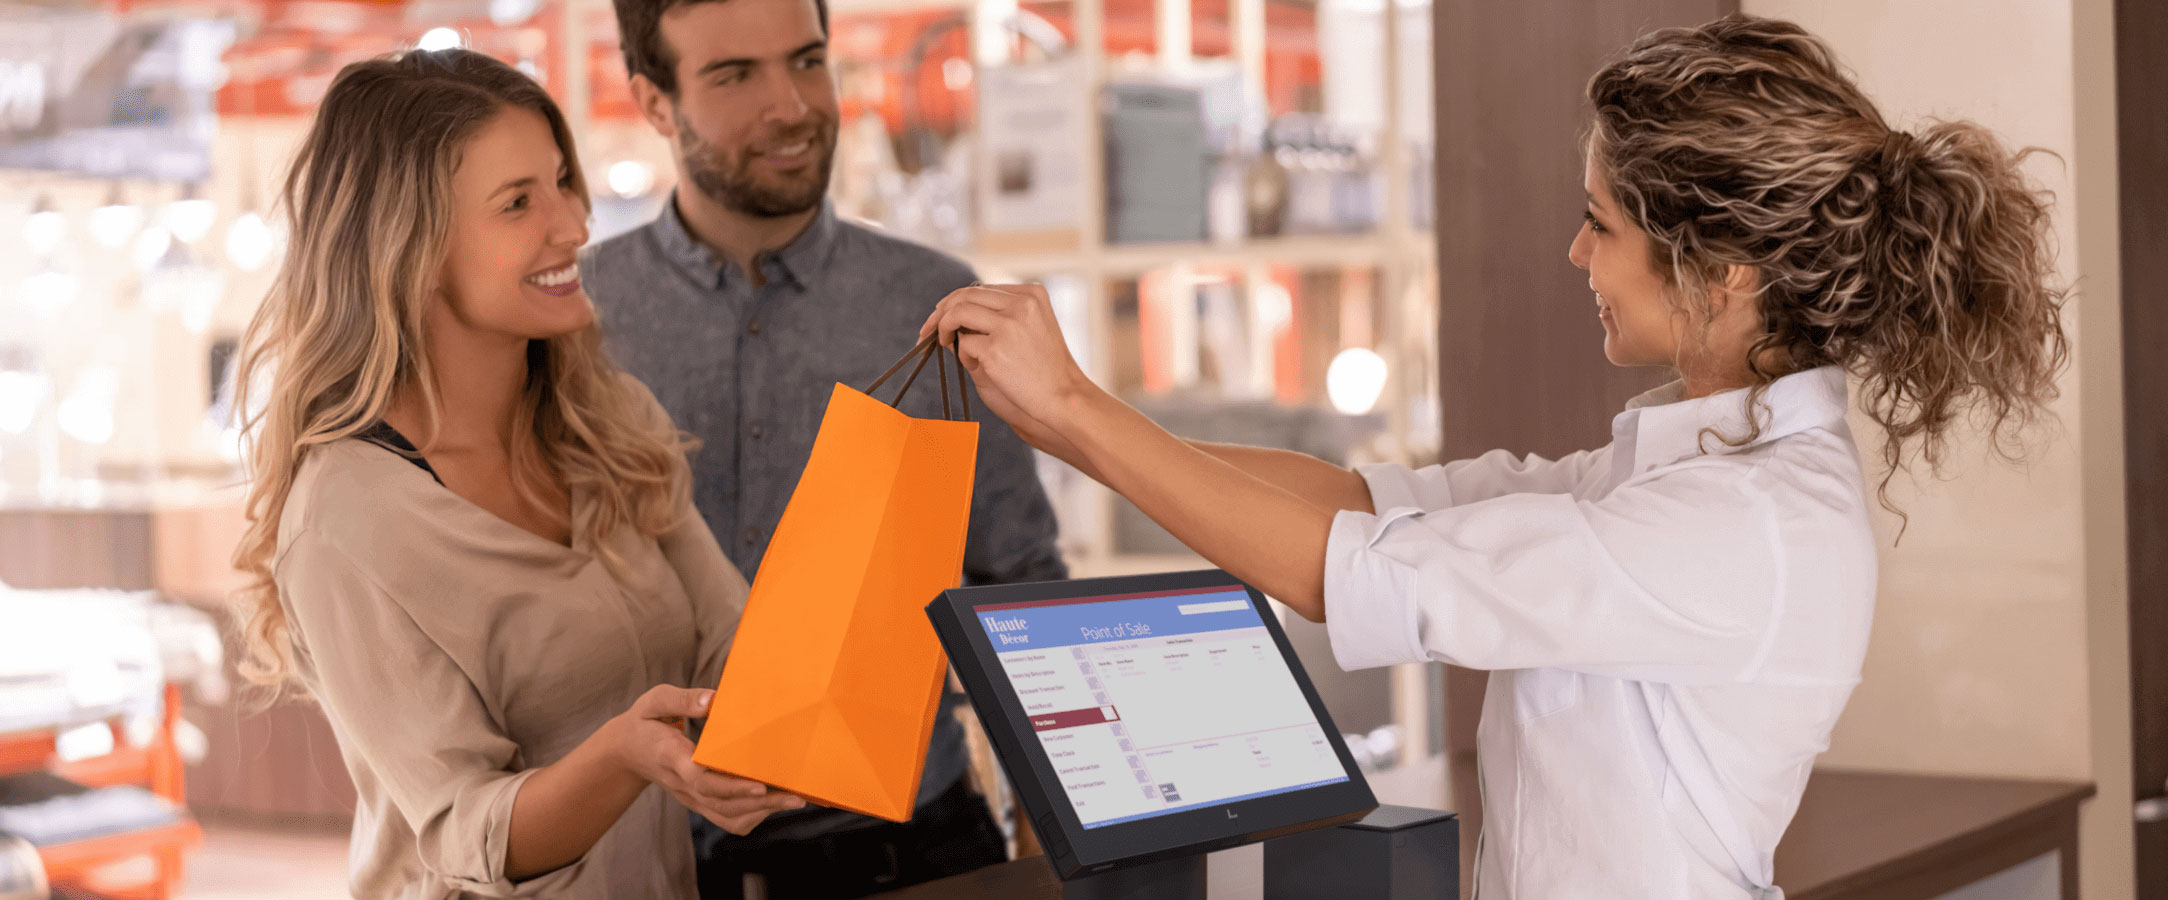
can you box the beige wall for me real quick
[1735,1,2134,896]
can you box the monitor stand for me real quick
[1057,854,1208,900]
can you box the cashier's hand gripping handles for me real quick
[919,284,1347,622]
[869,328,979,421]
[912,286,1101,479]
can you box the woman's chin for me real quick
[525,293,597,338]
[1601,344,1668,371]
[1600,335,1627,367]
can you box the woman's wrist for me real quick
[506,712,656,880]
[1045,366,1104,437]
[593,713,652,789]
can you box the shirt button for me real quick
[742,528,759,545]
[747,319,762,335]
[749,421,765,438]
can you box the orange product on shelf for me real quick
[36,819,203,900]
[3,684,202,900]
[0,732,56,781]
[51,685,190,803]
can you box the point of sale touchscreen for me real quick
[975,586,1350,829]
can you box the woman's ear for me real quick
[420,271,453,317]
[1712,264,1762,318]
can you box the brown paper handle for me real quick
[867,334,974,422]
[868,333,937,395]
[935,341,952,420]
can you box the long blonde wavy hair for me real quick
[1585,15,2070,511]
[229,49,687,687]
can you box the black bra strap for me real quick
[357,422,445,487]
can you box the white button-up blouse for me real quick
[1324,366,1877,899]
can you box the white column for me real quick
[972,0,1018,66]
[1233,0,1264,108]
[1156,0,1192,68]
[562,0,591,162]
[1075,0,1119,567]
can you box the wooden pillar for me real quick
[2115,0,2168,890]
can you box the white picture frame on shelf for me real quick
[974,56,1090,248]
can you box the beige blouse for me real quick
[272,378,748,899]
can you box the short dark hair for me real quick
[614,0,829,96]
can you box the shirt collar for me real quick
[767,199,839,289]
[650,191,840,292]
[1610,366,1850,473]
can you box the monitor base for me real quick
[1055,854,1208,900]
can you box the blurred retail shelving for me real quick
[0,0,1440,562]
[816,0,1441,578]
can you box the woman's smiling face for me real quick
[437,106,595,342]
[1568,155,1688,371]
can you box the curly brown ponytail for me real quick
[1585,14,2070,510]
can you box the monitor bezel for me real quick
[927,569,1377,880]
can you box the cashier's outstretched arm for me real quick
[922,284,1343,621]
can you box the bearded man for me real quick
[580,0,1066,894]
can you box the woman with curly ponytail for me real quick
[912,13,2068,899]
[1582,19,2067,513]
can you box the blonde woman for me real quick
[923,15,2068,899]
[230,49,801,898]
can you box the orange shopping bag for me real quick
[695,335,979,821]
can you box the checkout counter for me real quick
[872,769,2091,899]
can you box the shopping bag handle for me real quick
[867,333,974,422]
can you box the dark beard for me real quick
[675,107,835,219]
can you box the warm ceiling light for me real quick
[1326,347,1389,416]
[418,27,463,51]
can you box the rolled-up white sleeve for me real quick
[1324,506,1432,670]
[1324,463,1783,683]
[1355,447,1603,517]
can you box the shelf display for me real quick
[0,0,1437,526]
[0,774,184,849]
[0,587,221,740]
[0,14,234,182]
[973,56,1092,251]
[0,581,218,899]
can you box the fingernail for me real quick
[786,798,805,809]
[696,691,715,708]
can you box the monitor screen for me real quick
[974,585,1351,829]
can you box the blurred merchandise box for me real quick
[1103,81,1209,244]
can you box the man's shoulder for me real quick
[828,216,977,286]
[580,221,664,281]
[580,222,700,331]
